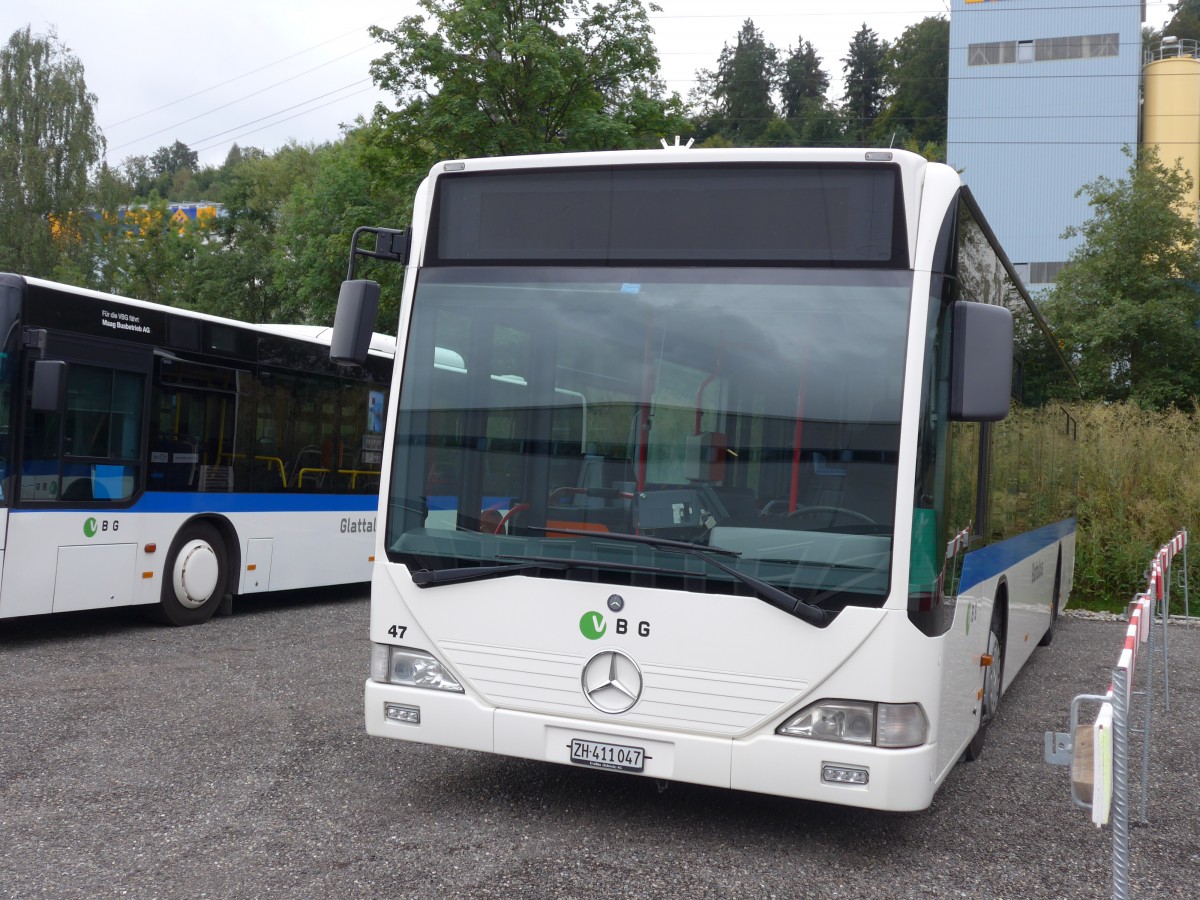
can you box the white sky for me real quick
[3,1,1177,170]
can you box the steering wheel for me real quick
[786,505,877,527]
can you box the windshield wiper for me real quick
[527,527,830,627]
[411,560,569,587]
[527,527,741,557]
[411,553,685,589]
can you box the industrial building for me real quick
[947,0,1144,292]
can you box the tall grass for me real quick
[1070,402,1200,612]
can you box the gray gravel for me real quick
[1,591,1198,899]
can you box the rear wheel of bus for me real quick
[153,522,229,626]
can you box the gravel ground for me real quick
[1,591,1197,899]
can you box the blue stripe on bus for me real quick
[958,518,1076,592]
[10,493,379,515]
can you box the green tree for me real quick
[1163,0,1200,41]
[780,37,829,120]
[697,19,780,145]
[877,17,948,150]
[368,0,683,168]
[0,26,104,276]
[840,24,889,145]
[150,140,199,181]
[1044,146,1200,409]
[119,154,155,198]
[189,143,321,322]
[93,195,203,307]
[273,124,411,328]
[778,38,840,147]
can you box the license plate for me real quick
[569,738,645,772]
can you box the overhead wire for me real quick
[107,44,376,154]
[102,24,373,130]
[188,81,374,154]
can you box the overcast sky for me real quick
[3,1,1177,170]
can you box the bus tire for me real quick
[153,522,229,626]
[964,602,1005,762]
[1038,550,1062,648]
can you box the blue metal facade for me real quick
[947,0,1142,290]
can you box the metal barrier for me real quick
[1044,529,1188,900]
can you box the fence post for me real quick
[1137,594,1152,825]
[1153,557,1170,711]
[1182,532,1190,620]
[1111,664,1130,900]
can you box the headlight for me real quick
[777,700,927,748]
[370,644,464,692]
[778,700,875,744]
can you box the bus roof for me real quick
[18,275,394,358]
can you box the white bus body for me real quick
[351,148,1078,811]
[0,276,392,624]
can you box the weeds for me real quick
[1069,402,1200,611]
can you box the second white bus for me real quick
[0,275,393,625]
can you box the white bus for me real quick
[333,148,1079,811]
[0,275,393,625]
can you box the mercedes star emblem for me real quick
[581,649,643,714]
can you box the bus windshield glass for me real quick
[387,266,912,611]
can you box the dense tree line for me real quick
[5,2,1200,412]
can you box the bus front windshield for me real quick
[388,267,913,612]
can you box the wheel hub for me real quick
[174,539,219,608]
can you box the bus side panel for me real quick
[934,518,1077,774]
[0,499,378,619]
[0,510,143,618]
[237,508,375,592]
[53,543,138,612]
[934,576,996,776]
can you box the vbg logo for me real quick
[83,517,119,538]
[579,610,651,640]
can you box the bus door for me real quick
[150,357,244,493]
[17,334,152,613]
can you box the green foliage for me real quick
[779,39,839,146]
[1070,402,1200,612]
[85,195,205,307]
[840,24,889,145]
[368,0,683,167]
[1164,0,1200,41]
[273,123,411,329]
[0,26,103,277]
[876,17,948,148]
[1043,146,1200,409]
[151,140,199,181]
[695,19,780,144]
[780,38,829,119]
[185,147,306,323]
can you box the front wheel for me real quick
[152,522,229,626]
[964,603,1005,761]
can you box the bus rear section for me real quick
[348,148,1077,811]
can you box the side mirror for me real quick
[950,301,1013,422]
[31,359,67,412]
[330,279,381,367]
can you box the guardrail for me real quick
[1044,530,1188,900]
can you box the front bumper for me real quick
[365,680,941,811]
